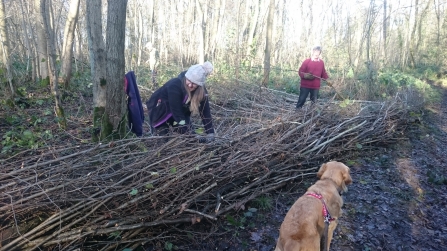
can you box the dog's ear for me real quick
[317,163,327,178]
[343,168,353,185]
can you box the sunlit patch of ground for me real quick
[395,158,423,196]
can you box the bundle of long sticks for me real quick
[0,82,416,250]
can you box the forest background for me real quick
[1,0,447,250]
[1,0,446,142]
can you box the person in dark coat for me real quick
[296,45,329,109]
[146,61,215,142]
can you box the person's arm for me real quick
[298,59,309,79]
[167,80,188,123]
[198,88,215,134]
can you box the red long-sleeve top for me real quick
[298,58,329,89]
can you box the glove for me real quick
[303,73,315,80]
[198,133,215,143]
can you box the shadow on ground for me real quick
[159,85,447,251]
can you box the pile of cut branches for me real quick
[0,82,417,250]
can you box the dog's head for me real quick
[317,161,352,192]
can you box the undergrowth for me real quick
[1,64,443,157]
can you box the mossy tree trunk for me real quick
[100,0,128,140]
[86,0,107,142]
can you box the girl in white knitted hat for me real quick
[146,62,215,142]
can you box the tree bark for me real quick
[246,0,259,65]
[409,0,419,68]
[60,0,80,87]
[40,0,66,129]
[195,0,205,63]
[19,0,34,80]
[101,0,128,140]
[382,0,387,65]
[414,0,431,66]
[137,1,143,67]
[34,0,48,80]
[262,0,274,87]
[0,0,14,98]
[208,0,221,58]
[86,0,107,142]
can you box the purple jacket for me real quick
[125,71,144,136]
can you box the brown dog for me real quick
[275,161,352,251]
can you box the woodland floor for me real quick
[1,83,446,251]
[169,84,447,251]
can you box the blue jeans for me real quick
[296,87,319,108]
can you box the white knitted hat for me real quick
[185,61,214,86]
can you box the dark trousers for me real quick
[150,117,191,136]
[295,87,319,108]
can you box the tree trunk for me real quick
[382,0,387,65]
[274,0,285,66]
[128,1,136,69]
[364,0,378,100]
[34,0,48,80]
[195,0,205,63]
[414,0,431,66]
[19,0,37,82]
[246,0,259,65]
[137,1,143,67]
[262,0,274,87]
[208,0,221,58]
[217,0,226,59]
[235,0,241,80]
[60,0,80,88]
[101,0,128,140]
[409,0,419,68]
[18,0,33,79]
[40,0,66,129]
[86,0,107,142]
[0,0,14,98]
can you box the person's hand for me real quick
[198,133,215,143]
[304,73,315,80]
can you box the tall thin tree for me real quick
[86,0,107,142]
[262,0,274,87]
[34,0,48,80]
[60,0,80,87]
[101,0,128,140]
[0,0,14,99]
[195,0,205,63]
[39,0,67,128]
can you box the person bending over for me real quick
[146,62,215,142]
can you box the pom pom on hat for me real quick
[185,61,213,86]
[202,61,213,76]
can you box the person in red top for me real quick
[296,45,329,108]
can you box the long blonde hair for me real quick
[184,79,205,115]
